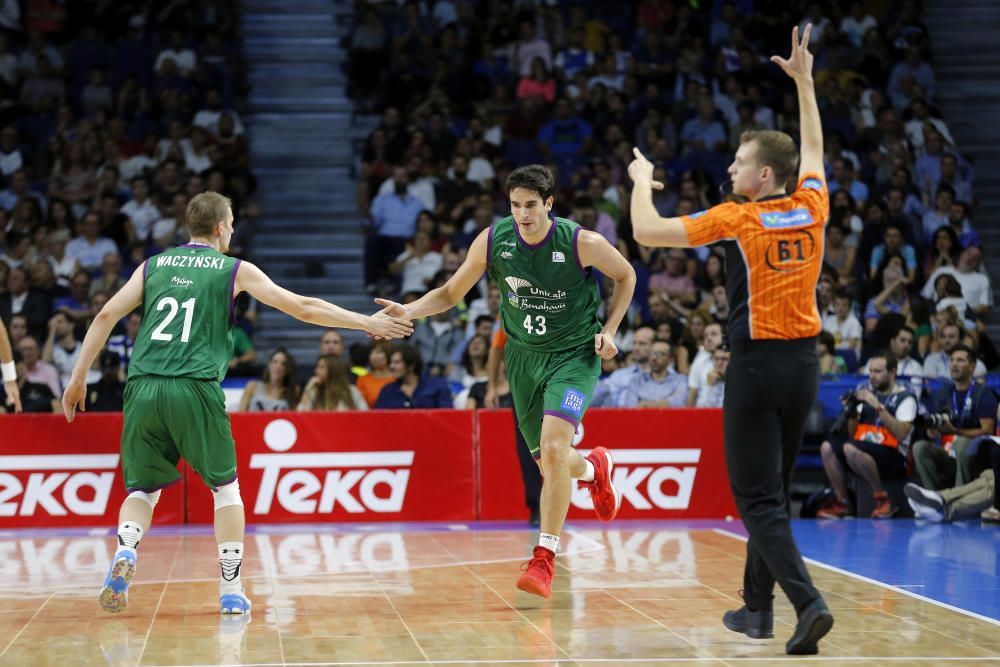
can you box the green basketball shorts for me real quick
[121,376,237,492]
[504,342,600,459]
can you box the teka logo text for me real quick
[571,449,701,511]
[0,455,118,517]
[250,419,413,515]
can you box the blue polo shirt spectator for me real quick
[620,341,688,408]
[375,344,453,409]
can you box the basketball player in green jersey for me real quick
[377,165,635,598]
[62,192,413,614]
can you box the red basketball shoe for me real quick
[581,446,621,521]
[517,546,555,598]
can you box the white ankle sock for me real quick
[538,533,559,553]
[116,522,143,551]
[218,542,244,589]
[579,459,595,483]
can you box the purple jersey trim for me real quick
[543,409,579,428]
[514,216,557,249]
[142,260,149,281]
[126,477,182,494]
[486,223,495,270]
[180,243,211,248]
[571,226,587,276]
[229,259,242,325]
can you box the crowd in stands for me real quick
[0,0,255,412]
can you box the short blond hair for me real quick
[740,130,799,189]
[186,191,232,238]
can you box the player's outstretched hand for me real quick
[61,377,86,422]
[366,310,414,340]
[627,148,664,190]
[594,332,618,360]
[770,23,814,82]
[373,298,409,318]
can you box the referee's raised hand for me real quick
[770,23,814,81]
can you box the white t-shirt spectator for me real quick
[155,48,197,76]
[0,147,22,177]
[823,313,863,355]
[193,109,246,136]
[922,266,992,310]
[840,14,878,47]
[862,356,923,393]
[121,198,161,242]
[119,153,158,181]
[687,348,712,397]
[65,236,119,271]
[397,250,442,295]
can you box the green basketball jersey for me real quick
[487,216,602,352]
[129,244,240,382]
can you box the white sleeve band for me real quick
[1,361,15,383]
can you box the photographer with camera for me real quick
[910,344,997,491]
[818,350,917,519]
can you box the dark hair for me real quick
[461,334,490,376]
[349,341,371,368]
[930,224,960,263]
[261,347,301,407]
[506,164,555,201]
[936,183,956,199]
[474,314,495,328]
[894,324,915,339]
[818,330,836,355]
[949,343,977,365]
[392,342,423,378]
[938,273,963,299]
[868,349,898,372]
[314,354,356,410]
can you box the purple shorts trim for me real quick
[209,473,239,493]
[127,477,182,494]
[543,409,579,429]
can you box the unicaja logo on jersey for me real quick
[250,419,413,515]
[170,276,194,288]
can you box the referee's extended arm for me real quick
[770,24,824,180]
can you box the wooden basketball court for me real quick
[1,520,997,666]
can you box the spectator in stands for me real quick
[537,97,593,185]
[911,345,997,490]
[0,266,51,341]
[450,333,489,388]
[389,229,442,297]
[228,324,257,377]
[121,177,161,243]
[686,321,723,407]
[7,314,27,350]
[28,260,64,303]
[16,334,60,397]
[194,88,245,136]
[239,348,300,412]
[829,157,869,207]
[923,322,987,379]
[823,291,863,358]
[90,252,127,297]
[298,354,366,411]
[107,311,140,373]
[517,57,556,104]
[375,343,452,409]
[924,225,960,282]
[0,359,58,413]
[865,324,923,387]
[507,18,551,77]
[923,246,992,319]
[155,30,198,77]
[0,170,45,213]
[411,307,465,377]
[0,230,31,269]
[819,351,917,519]
[921,184,954,242]
[65,211,118,271]
[817,332,848,376]
[592,326,654,407]
[366,166,423,292]
[53,269,91,322]
[85,349,126,412]
[318,329,344,360]
[863,265,910,335]
[888,45,935,105]
[42,310,88,387]
[621,339,688,408]
[356,341,395,408]
[869,221,917,284]
[695,345,729,408]
[823,222,856,289]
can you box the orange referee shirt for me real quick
[681,173,829,341]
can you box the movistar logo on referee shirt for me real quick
[760,208,813,229]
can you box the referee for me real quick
[628,25,833,655]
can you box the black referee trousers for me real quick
[723,337,823,614]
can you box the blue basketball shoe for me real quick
[99,549,136,613]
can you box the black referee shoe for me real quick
[786,598,834,655]
[722,605,774,639]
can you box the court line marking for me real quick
[137,535,181,664]
[712,528,1000,628]
[0,590,54,660]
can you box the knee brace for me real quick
[213,478,243,510]
[127,489,161,509]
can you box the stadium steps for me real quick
[926,0,1000,357]
[242,2,370,366]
